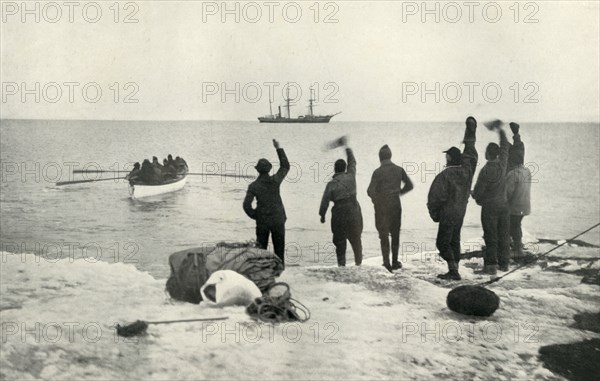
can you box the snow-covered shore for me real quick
[1,241,598,380]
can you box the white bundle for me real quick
[200,270,262,307]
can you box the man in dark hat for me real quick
[473,122,510,275]
[167,154,176,167]
[151,156,164,179]
[243,139,290,264]
[162,158,177,178]
[126,162,141,182]
[174,156,188,173]
[319,137,364,268]
[505,122,531,260]
[367,145,414,272]
[427,117,479,280]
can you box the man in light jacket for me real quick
[506,122,531,260]
[319,138,363,268]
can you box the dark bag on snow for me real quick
[165,251,209,304]
[165,242,284,304]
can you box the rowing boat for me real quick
[129,171,188,199]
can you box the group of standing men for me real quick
[242,118,531,279]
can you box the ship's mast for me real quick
[268,87,273,117]
[285,83,292,119]
[308,88,315,117]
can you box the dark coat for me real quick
[367,160,413,206]
[137,161,161,184]
[473,130,509,210]
[427,139,478,225]
[243,148,290,226]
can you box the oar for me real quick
[55,177,126,186]
[116,316,229,337]
[187,173,255,179]
[73,169,129,173]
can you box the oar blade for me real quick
[55,177,125,186]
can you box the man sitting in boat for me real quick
[162,158,177,179]
[152,156,163,170]
[134,159,162,185]
[126,162,141,181]
[174,156,188,173]
[167,154,176,167]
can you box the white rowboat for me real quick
[129,174,188,199]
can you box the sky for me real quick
[1,0,599,122]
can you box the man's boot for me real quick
[382,255,393,273]
[391,251,402,270]
[437,261,461,280]
[513,241,524,262]
[475,264,498,275]
[381,239,393,273]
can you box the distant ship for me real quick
[258,86,341,123]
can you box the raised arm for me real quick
[510,122,525,163]
[346,148,356,175]
[499,129,509,173]
[462,119,478,178]
[272,139,290,185]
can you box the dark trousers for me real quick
[509,214,525,259]
[375,200,402,265]
[509,215,524,246]
[436,219,463,270]
[256,223,286,264]
[481,207,510,267]
[331,200,363,266]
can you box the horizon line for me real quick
[2,118,599,124]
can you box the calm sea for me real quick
[1,120,598,277]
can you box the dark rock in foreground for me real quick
[446,285,500,317]
[539,339,600,381]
